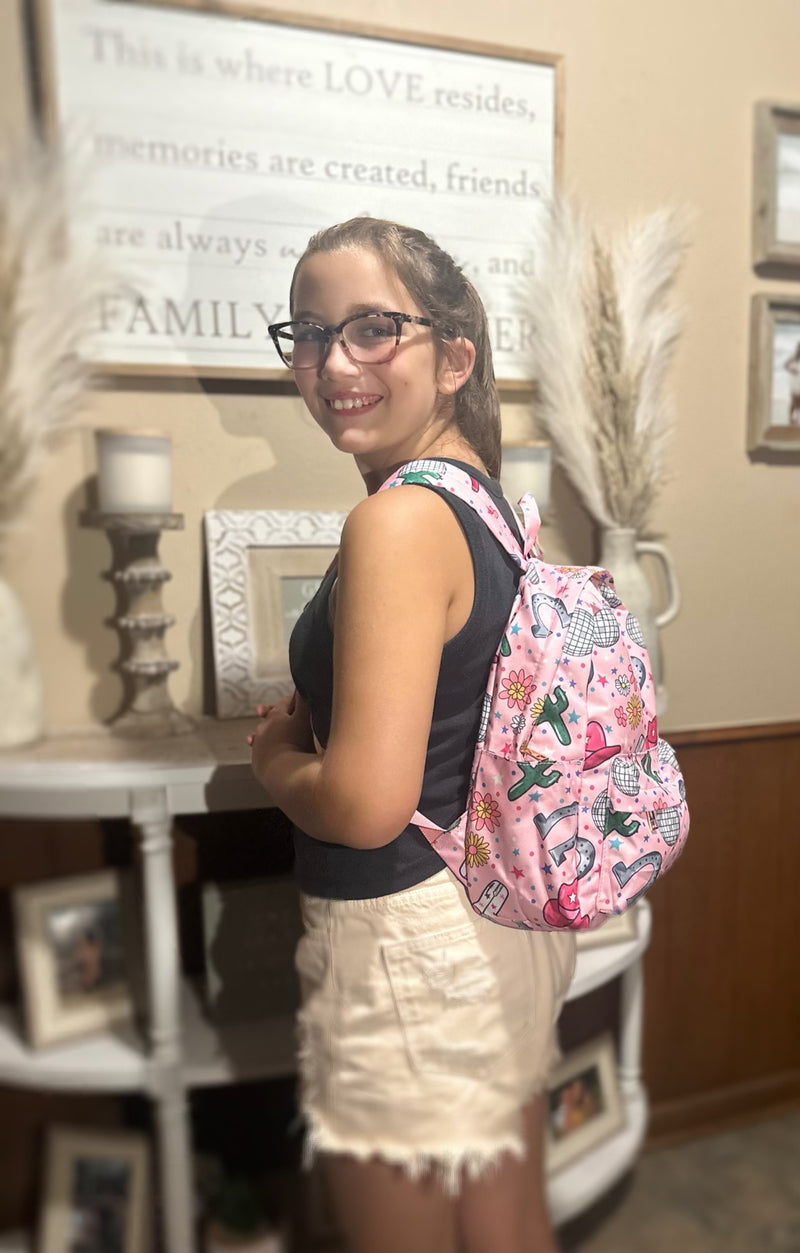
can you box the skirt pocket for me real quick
[381,921,535,1079]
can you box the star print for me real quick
[512,848,520,856]
[609,837,622,850]
[512,866,525,879]
[611,667,618,674]
[568,711,579,724]
[569,679,576,688]
[582,805,589,813]
[598,675,609,687]
[494,711,502,719]
[541,863,552,875]
[501,743,513,758]
[510,623,521,635]
[502,726,509,734]
[528,791,541,802]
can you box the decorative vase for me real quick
[598,527,680,717]
[0,574,45,749]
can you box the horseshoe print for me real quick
[534,801,579,840]
[530,593,571,639]
[612,852,663,906]
[550,834,596,879]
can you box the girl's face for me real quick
[290,248,456,470]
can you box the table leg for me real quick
[619,953,644,1100]
[132,787,195,1253]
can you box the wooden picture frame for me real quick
[545,1033,624,1174]
[38,1125,151,1253]
[574,906,638,952]
[12,870,138,1050]
[204,508,346,718]
[753,101,800,271]
[33,0,562,383]
[747,294,800,453]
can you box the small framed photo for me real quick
[575,907,638,952]
[747,294,800,453]
[545,1033,624,1174]
[38,1125,151,1253]
[202,875,303,1022]
[205,509,346,718]
[753,101,800,271]
[13,871,137,1049]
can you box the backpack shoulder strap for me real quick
[380,459,539,567]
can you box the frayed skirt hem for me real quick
[300,1108,530,1197]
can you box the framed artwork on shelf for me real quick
[747,294,800,453]
[575,907,638,951]
[205,508,346,718]
[34,0,561,383]
[545,1033,624,1174]
[753,101,800,272]
[12,870,139,1049]
[38,1125,152,1253]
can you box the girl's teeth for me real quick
[332,397,368,410]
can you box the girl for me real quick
[250,218,576,1253]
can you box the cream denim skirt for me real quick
[294,868,577,1195]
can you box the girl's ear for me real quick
[436,336,476,395]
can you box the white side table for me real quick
[0,719,267,1253]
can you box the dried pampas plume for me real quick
[522,198,690,533]
[0,138,103,546]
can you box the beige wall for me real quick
[2,0,799,734]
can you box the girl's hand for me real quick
[247,691,315,787]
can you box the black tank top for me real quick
[288,458,522,899]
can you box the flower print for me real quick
[615,675,631,696]
[464,832,491,868]
[615,706,628,727]
[531,696,545,721]
[626,694,643,728]
[501,669,535,711]
[511,713,527,733]
[471,792,501,833]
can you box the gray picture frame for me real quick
[204,508,346,718]
[39,1125,152,1253]
[753,100,800,272]
[747,293,800,453]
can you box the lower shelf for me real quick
[547,1082,648,1226]
[0,979,297,1093]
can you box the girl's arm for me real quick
[250,485,467,848]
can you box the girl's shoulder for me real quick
[344,477,459,540]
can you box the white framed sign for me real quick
[34,0,563,382]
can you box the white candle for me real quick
[95,428,172,514]
[500,442,552,515]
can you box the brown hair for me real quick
[290,217,502,479]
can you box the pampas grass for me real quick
[0,137,103,546]
[522,198,689,533]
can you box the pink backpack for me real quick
[382,459,690,931]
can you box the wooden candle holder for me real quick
[82,511,195,738]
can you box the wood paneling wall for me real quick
[643,722,800,1143]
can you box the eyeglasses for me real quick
[268,311,434,370]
